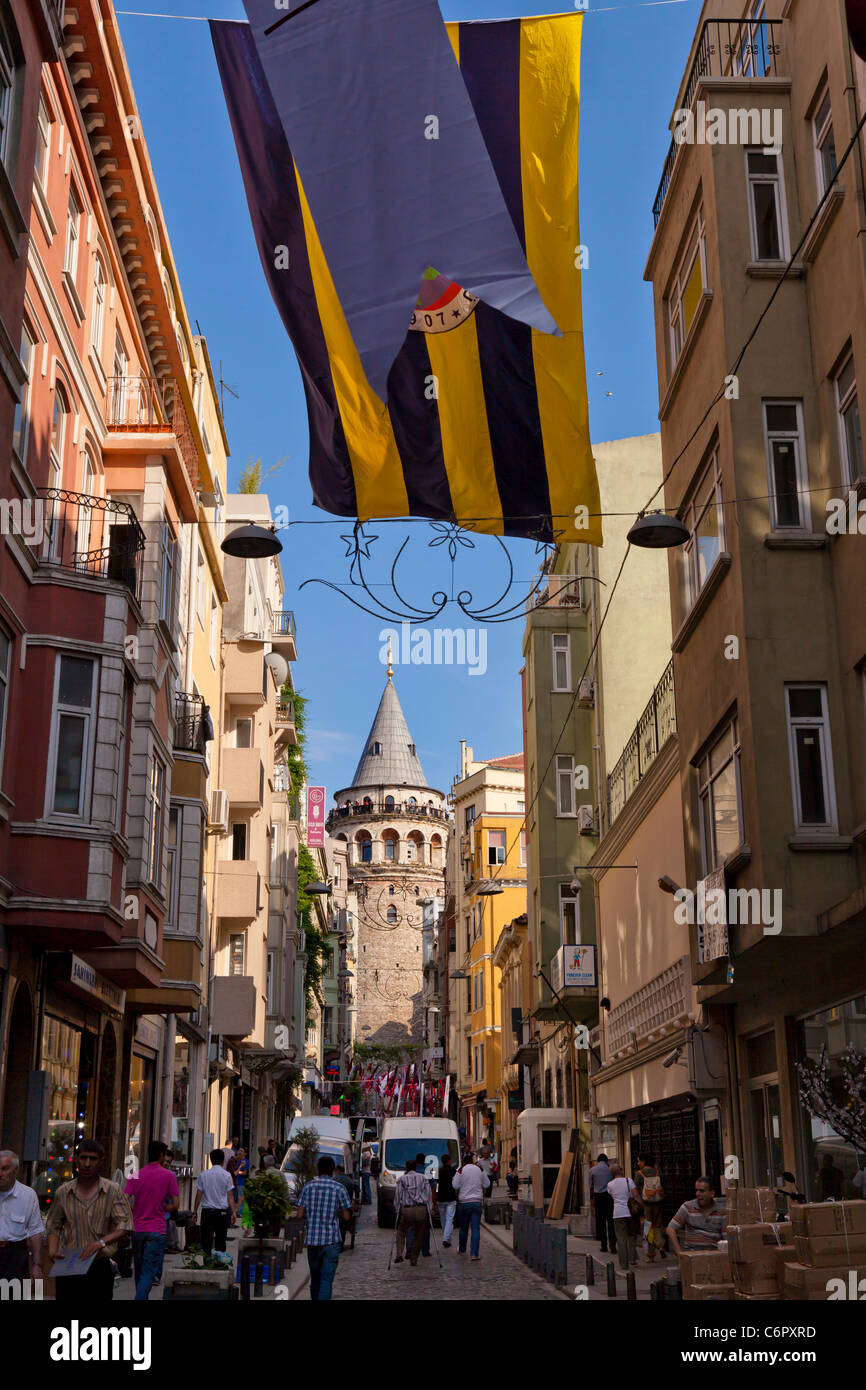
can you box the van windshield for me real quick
[384,1139,459,1177]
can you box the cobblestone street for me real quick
[302,1218,566,1301]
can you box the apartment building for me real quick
[491,912,530,1166]
[644,0,866,1197]
[449,744,525,1152]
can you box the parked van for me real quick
[516,1109,573,1206]
[287,1114,352,1144]
[280,1136,356,1202]
[377,1117,460,1227]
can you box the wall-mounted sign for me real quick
[550,943,597,992]
[307,786,326,847]
[697,867,729,964]
[53,954,126,1015]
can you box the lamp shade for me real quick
[627,512,689,549]
[304,880,331,895]
[221,523,283,558]
[477,881,504,895]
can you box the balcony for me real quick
[217,861,260,922]
[607,660,676,826]
[224,642,267,704]
[271,610,297,661]
[275,696,298,746]
[106,375,199,494]
[35,490,145,599]
[525,573,586,613]
[222,746,264,808]
[210,974,257,1039]
[326,801,450,830]
[174,692,211,754]
[653,18,785,227]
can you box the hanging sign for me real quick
[307,786,326,847]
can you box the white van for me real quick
[287,1114,352,1144]
[516,1109,573,1207]
[377,1117,460,1227]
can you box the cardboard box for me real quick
[688,1282,734,1301]
[788,1201,866,1240]
[679,1249,731,1286]
[783,1261,866,1300]
[727,1187,776,1225]
[794,1233,866,1268]
[728,1223,791,1263]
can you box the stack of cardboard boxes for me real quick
[729,1223,795,1300]
[782,1201,866,1301]
[680,1249,733,1301]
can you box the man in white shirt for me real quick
[193,1149,237,1255]
[0,1150,43,1287]
[453,1157,490,1260]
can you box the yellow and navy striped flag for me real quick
[212,13,600,546]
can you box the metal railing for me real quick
[272,610,296,641]
[174,691,207,753]
[276,698,296,726]
[526,573,585,613]
[607,660,676,826]
[653,18,784,227]
[327,801,449,827]
[512,1211,568,1287]
[36,489,145,598]
[106,375,199,492]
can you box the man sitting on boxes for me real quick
[667,1175,726,1254]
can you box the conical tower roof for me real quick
[346,674,430,791]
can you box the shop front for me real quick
[795,991,866,1202]
[124,1015,164,1177]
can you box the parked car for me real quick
[279,1137,356,1202]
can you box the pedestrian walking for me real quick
[506,1157,519,1201]
[0,1150,44,1290]
[193,1149,237,1255]
[607,1162,641,1272]
[297,1155,352,1300]
[453,1154,490,1260]
[333,1164,357,1249]
[124,1139,178,1300]
[234,1148,250,1209]
[222,1135,239,1164]
[404,1151,432,1259]
[436,1152,458,1247]
[589,1153,616,1253]
[360,1144,373,1205]
[667,1176,726,1254]
[634,1152,665,1261]
[45,1139,133,1303]
[393,1159,432,1268]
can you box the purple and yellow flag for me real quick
[211,12,600,545]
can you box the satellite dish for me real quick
[265,652,289,686]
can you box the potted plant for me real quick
[243,1168,293,1239]
[162,1246,236,1300]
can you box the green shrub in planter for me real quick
[243,1168,294,1236]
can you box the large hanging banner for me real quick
[211,11,600,545]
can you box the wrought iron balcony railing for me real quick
[36,489,145,597]
[326,801,450,828]
[606,659,676,826]
[272,610,296,640]
[106,375,199,492]
[653,18,785,227]
[276,697,296,725]
[174,691,209,753]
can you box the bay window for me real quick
[47,654,97,818]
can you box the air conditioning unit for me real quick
[577,677,595,708]
[577,804,596,835]
[208,788,229,832]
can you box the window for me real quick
[520,829,527,867]
[90,258,106,355]
[476,970,484,1010]
[813,86,837,198]
[267,952,275,1012]
[359,836,372,863]
[76,450,99,561]
[34,96,50,187]
[552,633,571,691]
[386,906,397,923]
[384,834,397,861]
[786,685,837,831]
[733,0,767,76]
[764,401,807,529]
[236,718,252,749]
[323,1005,334,1044]
[464,804,476,829]
[697,718,743,872]
[11,321,36,463]
[209,595,218,665]
[835,351,863,488]
[0,13,19,170]
[556,755,575,816]
[487,829,506,865]
[679,444,724,615]
[50,383,70,464]
[668,206,707,365]
[746,150,787,261]
[0,625,10,778]
[64,190,81,279]
[478,1042,485,1080]
[560,883,581,947]
[48,655,96,817]
[231,822,247,861]
[229,934,245,976]
[165,806,180,926]
[159,519,176,624]
[465,915,471,953]
[196,548,206,626]
[146,756,166,886]
[371,741,381,755]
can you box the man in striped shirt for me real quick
[394,1160,432,1268]
[46,1139,133,1302]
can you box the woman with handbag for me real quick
[607,1162,642,1271]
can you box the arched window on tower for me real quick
[386,906,397,923]
[430,834,443,868]
[388,885,395,895]
[385,794,395,810]
[356,830,372,863]
[383,831,398,862]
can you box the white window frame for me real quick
[159,518,176,625]
[64,188,81,279]
[229,934,245,976]
[813,85,837,198]
[733,0,767,76]
[679,444,725,616]
[11,320,37,464]
[520,829,527,867]
[556,754,576,817]
[45,653,98,821]
[763,399,809,531]
[34,94,50,188]
[696,717,744,874]
[90,256,106,355]
[552,632,571,692]
[0,14,17,170]
[745,148,789,262]
[834,350,863,489]
[667,206,707,366]
[785,684,838,832]
[487,829,506,866]
[559,883,581,948]
[267,951,275,1012]
[146,754,167,888]
[165,805,181,926]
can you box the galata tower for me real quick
[327,663,449,1045]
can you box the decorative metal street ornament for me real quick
[221,523,283,558]
[627,511,689,549]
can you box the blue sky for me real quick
[118,0,700,797]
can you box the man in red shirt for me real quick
[125,1140,179,1300]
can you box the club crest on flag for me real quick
[409,268,478,334]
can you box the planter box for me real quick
[163,1267,237,1301]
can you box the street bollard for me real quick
[240,1254,251,1301]
[585,1253,595,1286]
[254,1259,264,1298]
[606,1260,617,1298]
[268,1254,277,1289]
[626,1270,636,1302]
